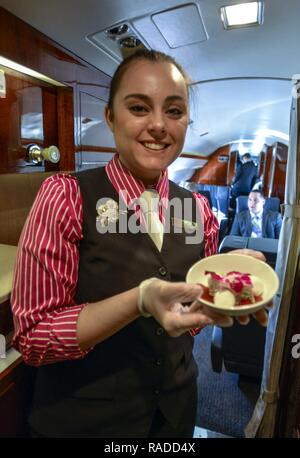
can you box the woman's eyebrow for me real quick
[164,95,186,103]
[123,94,185,103]
[124,93,151,103]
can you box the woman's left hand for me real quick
[226,248,272,327]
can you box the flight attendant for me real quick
[11,49,268,438]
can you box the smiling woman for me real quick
[105,52,190,184]
[10,48,267,439]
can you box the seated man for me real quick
[230,190,282,239]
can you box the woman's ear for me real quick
[105,105,114,132]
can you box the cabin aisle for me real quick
[193,327,260,438]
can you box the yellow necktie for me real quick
[139,190,164,251]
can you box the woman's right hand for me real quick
[139,278,233,337]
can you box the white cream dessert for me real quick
[214,290,236,308]
[205,270,264,306]
[250,275,264,296]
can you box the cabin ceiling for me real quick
[0,0,297,172]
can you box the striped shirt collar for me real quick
[105,154,169,220]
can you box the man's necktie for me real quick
[252,215,262,237]
[139,189,164,251]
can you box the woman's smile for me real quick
[140,141,170,151]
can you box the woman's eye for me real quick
[167,107,183,117]
[129,105,148,114]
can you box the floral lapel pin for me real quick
[96,199,127,227]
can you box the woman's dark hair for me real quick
[107,49,191,116]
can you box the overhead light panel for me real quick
[220,2,264,30]
[87,23,148,62]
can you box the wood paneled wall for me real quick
[191,145,230,185]
[0,7,111,92]
[190,141,287,203]
[263,143,287,202]
[271,143,288,201]
[0,6,111,174]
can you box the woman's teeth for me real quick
[142,142,167,150]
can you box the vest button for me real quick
[155,358,162,366]
[158,266,167,276]
[154,387,160,395]
[156,327,164,336]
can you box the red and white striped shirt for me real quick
[11,155,219,366]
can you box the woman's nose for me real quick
[148,111,166,136]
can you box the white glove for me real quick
[137,278,233,337]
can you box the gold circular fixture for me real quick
[119,36,141,48]
[106,24,128,37]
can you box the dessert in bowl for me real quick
[186,253,279,316]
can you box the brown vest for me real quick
[29,167,204,437]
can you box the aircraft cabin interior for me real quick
[0,0,299,440]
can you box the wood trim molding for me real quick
[179,153,209,160]
[75,146,117,153]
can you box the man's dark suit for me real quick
[231,161,259,197]
[230,209,282,239]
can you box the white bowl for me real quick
[186,254,279,316]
